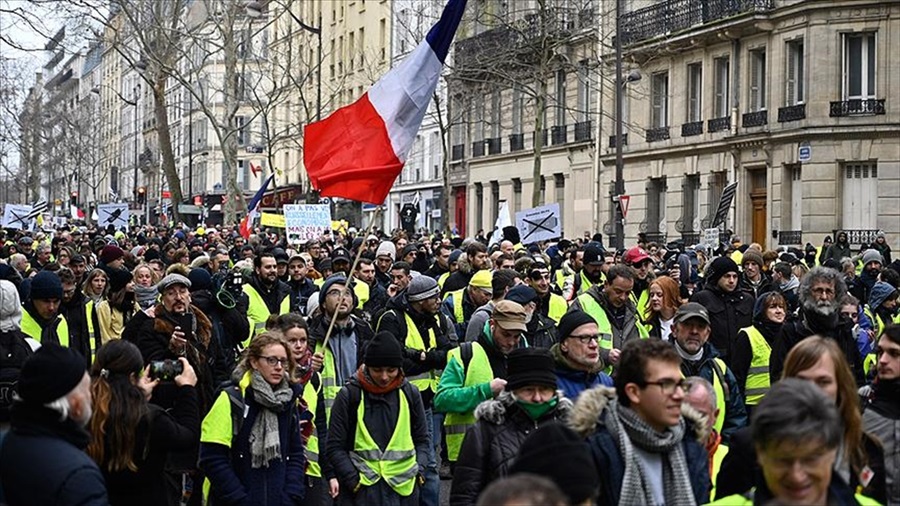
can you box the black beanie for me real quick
[364,331,404,368]
[17,344,86,405]
[705,256,739,286]
[557,310,596,340]
[29,270,63,301]
[506,348,557,391]
[510,422,599,504]
[107,267,133,293]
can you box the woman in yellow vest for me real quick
[199,333,307,506]
[731,292,786,415]
[325,331,430,506]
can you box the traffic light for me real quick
[70,191,78,206]
[137,186,146,205]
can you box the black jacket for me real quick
[246,274,291,315]
[769,309,865,386]
[689,286,753,364]
[0,403,108,506]
[60,292,92,367]
[739,272,775,300]
[190,289,250,373]
[525,311,558,349]
[289,278,319,316]
[450,391,572,506]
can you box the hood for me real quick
[457,252,474,275]
[567,385,708,444]
[474,389,572,425]
[779,275,800,293]
[0,279,22,332]
[869,281,898,311]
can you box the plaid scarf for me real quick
[248,370,294,468]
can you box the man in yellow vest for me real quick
[671,302,747,443]
[376,275,454,506]
[623,247,653,320]
[527,260,568,324]
[324,331,430,505]
[562,245,606,302]
[243,249,291,343]
[20,271,70,348]
[442,269,493,340]
[682,376,728,500]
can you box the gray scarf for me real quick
[248,370,294,468]
[606,403,696,506]
[133,284,158,310]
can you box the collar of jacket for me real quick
[551,342,607,375]
[474,389,572,425]
[10,403,91,450]
[870,378,900,418]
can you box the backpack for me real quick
[0,331,34,423]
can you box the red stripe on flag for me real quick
[303,93,402,205]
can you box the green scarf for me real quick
[516,396,559,420]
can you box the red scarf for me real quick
[356,366,404,394]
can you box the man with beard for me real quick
[853,249,884,305]
[0,344,108,505]
[563,244,606,301]
[20,271,70,348]
[243,249,291,343]
[737,249,774,300]
[822,231,852,263]
[287,253,319,316]
[689,257,753,365]
[374,241,396,290]
[442,241,489,294]
[863,324,900,504]
[57,268,93,366]
[228,235,247,264]
[355,258,387,322]
[425,244,452,280]
[527,260,568,324]
[769,266,865,384]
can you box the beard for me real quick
[584,269,603,284]
[803,297,838,316]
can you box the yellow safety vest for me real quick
[554,269,567,291]
[85,300,99,364]
[399,311,439,393]
[576,292,648,373]
[864,306,885,338]
[303,373,322,478]
[445,289,466,324]
[707,491,881,505]
[437,272,450,289]
[243,284,291,345]
[315,340,342,424]
[741,326,771,406]
[354,281,369,310]
[200,371,253,502]
[443,343,494,462]
[630,287,651,322]
[20,309,69,347]
[546,293,567,324]
[710,443,729,501]
[351,389,418,497]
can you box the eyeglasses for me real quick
[326,288,353,298]
[642,378,689,396]
[259,356,289,367]
[568,333,600,344]
[811,287,836,297]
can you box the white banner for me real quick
[97,203,130,230]
[515,203,562,244]
[283,204,331,244]
[1,204,35,230]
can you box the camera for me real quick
[149,359,184,381]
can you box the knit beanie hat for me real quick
[375,241,396,260]
[99,245,125,265]
[448,249,463,264]
[29,270,63,301]
[17,344,86,405]
[510,422,599,505]
[741,249,764,268]
[400,244,418,260]
[407,275,439,302]
[188,268,213,292]
[506,348,557,391]
[504,285,538,306]
[869,281,898,311]
[705,256,740,286]
[0,279,22,332]
[862,249,884,268]
[364,331,404,368]
[557,310,596,340]
[319,274,354,306]
[107,268,133,293]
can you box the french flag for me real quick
[239,173,274,238]
[304,0,467,205]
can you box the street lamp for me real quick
[614,0,641,250]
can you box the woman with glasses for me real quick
[199,332,307,506]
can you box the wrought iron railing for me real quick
[829,99,886,117]
[682,121,703,137]
[609,133,628,148]
[778,230,802,245]
[472,140,485,157]
[551,125,567,145]
[574,121,592,141]
[742,110,768,128]
[646,126,670,142]
[486,137,502,155]
[777,104,806,122]
[509,133,525,152]
[620,0,775,46]
[833,229,881,246]
[681,232,701,246]
[708,116,730,133]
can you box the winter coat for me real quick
[872,241,893,266]
[191,289,250,373]
[246,274,292,316]
[289,278,319,317]
[863,378,900,505]
[690,285,753,364]
[568,386,711,506]
[0,403,108,506]
[824,241,853,263]
[199,375,306,506]
[325,376,430,506]
[769,309,865,386]
[525,311,558,350]
[551,342,613,401]
[103,385,200,506]
[738,272,775,301]
[441,255,477,297]
[568,285,645,367]
[678,342,748,443]
[450,390,573,506]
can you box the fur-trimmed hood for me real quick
[567,385,709,444]
[152,303,213,348]
[474,390,573,425]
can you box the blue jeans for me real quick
[420,407,439,506]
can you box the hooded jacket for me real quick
[863,379,900,504]
[567,386,711,506]
[450,390,573,506]
[441,254,477,296]
[689,284,753,364]
[551,342,613,400]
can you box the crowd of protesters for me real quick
[0,221,897,506]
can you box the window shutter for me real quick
[750,53,760,110]
[786,47,796,106]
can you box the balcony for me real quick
[778,230,802,245]
[708,116,730,133]
[681,232,701,246]
[609,133,628,148]
[451,144,464,161]
[551,125,567,145]
[472,140,485,157]
[742,110,767,128]
[486,137,502,155]
[777,104,806,123]
[646,126,670,143]
[574,121,592,141]
[620,0,774,46]
[681,121,703,137]
[833,229,881,246]
[509,133,525,152]
[829,99,886,117]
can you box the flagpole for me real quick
[319,204,382,352]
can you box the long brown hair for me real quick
[644,275,681,322]
[782,336,867,475]
[82,268,108,299]
[86,340,147,472]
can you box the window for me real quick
[749,49,767,111]
[358,28,365,68]
[512,178,522,211]
[490,181,500,225]
[539,176,546,206]
[555,69,566,126]
[430,131,441,179]
[577,60,591,122]
[348,32,355,71]
[787,164,802,231]
[650,71,669,128]
[682,174,700,232]
[714,57,730,118]
[687,63,702,122]
[842,163,877,229]
[512,85,523,134]
[843,33,876,100]
[647,177,667,235]
[475,182,484,230]
[379,19,386,60]
[785,40,804,105]
[555,174,565,227]
[491,88,501,138]
[235,116,248,146]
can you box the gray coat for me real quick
[863,380,900,505]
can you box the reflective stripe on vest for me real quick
[303,373,322,477]
[85,300,98,364]
[864,306,885,338]
[443,342,494,462]
[400,311,439,392]
[315,341,342,424]
[351,390,418,496]
[741,326,771,405]
[243,284,291,345]
[445,290,465,324]
[547,293,567,324]
[437,271,450,289]
[20,309,69,347]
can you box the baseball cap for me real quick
[674,302,710,325]
[583,245,604,266]
[623,247,651,266]
[491,300,527,332]
[331,247,351,263]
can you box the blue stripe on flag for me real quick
[425,0,468,63]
